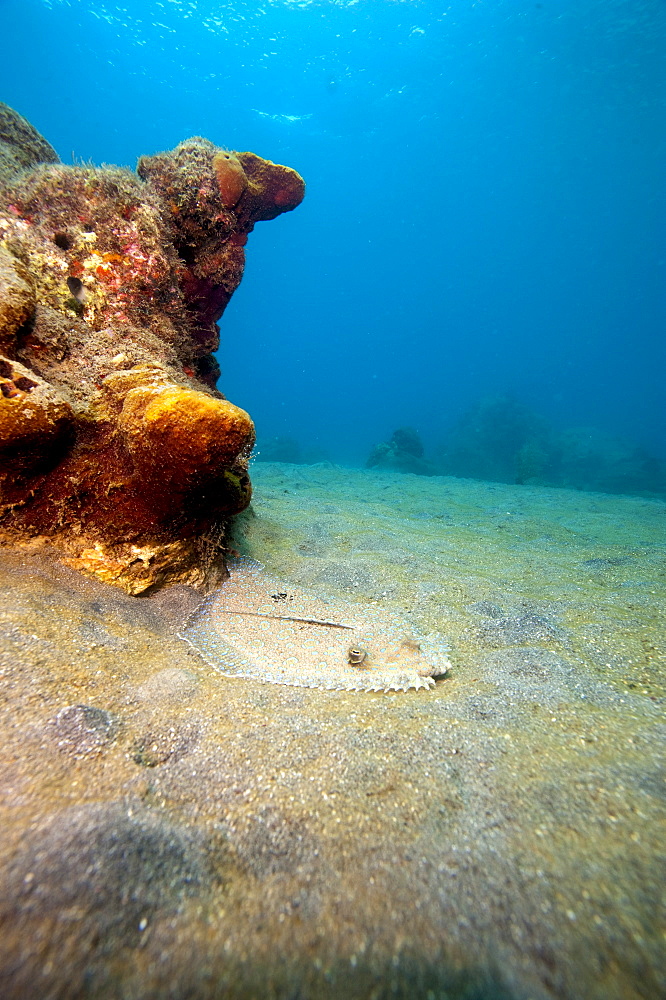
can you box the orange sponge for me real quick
[212,151,248,208]
[119,383,254,490]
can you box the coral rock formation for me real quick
[366,426,436,476]
[0,102,58,178]
[0,104,304,592]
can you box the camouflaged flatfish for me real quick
[179,558,450,692]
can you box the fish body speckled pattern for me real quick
[179,558,450,692]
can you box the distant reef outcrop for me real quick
[366,426,437,476]
[364,397,666,497]
[0,102,304,593]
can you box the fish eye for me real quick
[347,646,368,666]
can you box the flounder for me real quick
[179,558,450,693]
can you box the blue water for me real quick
[2,0,664,471]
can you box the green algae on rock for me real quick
[0,105,304,593]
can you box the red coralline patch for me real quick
[274,187,297,207]
[228,231,248,247]
[4,164,186,339]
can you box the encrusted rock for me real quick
[0,106,304,592]
[0,101,58,182]
[0,246,35,352]
[0,355,73,467]
[138,137,305,352]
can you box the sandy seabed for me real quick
[0,462,663,1000]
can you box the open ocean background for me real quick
[1,0,664,484]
